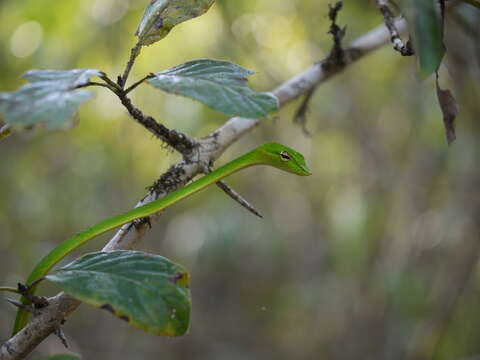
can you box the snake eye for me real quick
[280,151,291,161]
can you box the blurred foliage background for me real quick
[1,0,479,359]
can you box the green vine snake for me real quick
[11,142,311,334]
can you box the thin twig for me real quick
[0,287,21,295]
[325,1,347,69]
[119,42,142,88]
[293,86,315,136]
[75,81,114,91]
[215,180,263,218]
[205,162,263,218]
[125,73,155,94]
[375,0,414,56]
[54,327,68,349]
[4,299,33,313]
[294,1,346,133]
[99,74,122,94]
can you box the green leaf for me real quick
[404,0,444,77]
[148,59,279,118]
[32,355,81,360]
[0,69,101,130]
[136,0,215,46]
[46,250,191,336]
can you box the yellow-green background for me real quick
[1,1,479,359]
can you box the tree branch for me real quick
[117,92,197,156]
[0,16,408,360]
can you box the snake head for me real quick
[257,142,312,176]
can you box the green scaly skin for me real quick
[12,142,311,334]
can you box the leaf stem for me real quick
[99,74,123,95]
[0,286,21,295]
[78,81,113,90]
[125,74,155,94]
[119,42,142,89]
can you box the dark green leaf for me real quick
[0,69,101,130]
[32,355,81,360]
[46,250,191,336]
[404,0,444,77]
[148,59,279,118]
[136,0,215,46]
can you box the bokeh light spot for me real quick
[10,21,43,58]
[91,0,129,25]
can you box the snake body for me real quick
[13,142,311,334]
